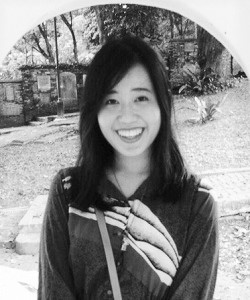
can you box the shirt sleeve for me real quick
[166,188,219,300]
[38,170,76,300]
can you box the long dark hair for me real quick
[73,36,188,209]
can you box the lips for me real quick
[116,127,144,143]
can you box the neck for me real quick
[114,151,150,176]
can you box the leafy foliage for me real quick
[92,4,164,41]
[1,4,197,80]
[185,93,229,124]
[179,68,223,95]
[0,3,234,85]
[1,7,97,79]
[179,68,244,96]
[168,11,196,39]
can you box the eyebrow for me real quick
[131,87,152,93]
[107,87,152,95]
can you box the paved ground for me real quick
[0,114,249,299]
[200,168,250,216]
[0,114,78,148]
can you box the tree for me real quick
[168,12,196,39]
[91,4,166,45]
[32,22,55,64]
[197,26,229,79]
[1,5,201,80]
[93,6,106,45]
[61,12,79,63]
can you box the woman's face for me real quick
[97,63,161,159]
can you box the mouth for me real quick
[116,128,144,143]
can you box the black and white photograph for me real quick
[0,0,249,299]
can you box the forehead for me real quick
[113,63,154,90]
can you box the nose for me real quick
[118,102,137,123]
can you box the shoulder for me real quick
[56,166,81,180]
[181,174,217,222]
[43,167,82,219]
[50,167,81,200]
[192,176,218,222]
[53,167,81,187]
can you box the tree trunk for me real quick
[197,26,230,79]
[32,32,53,63]
[170,12,184,38]
[169,12,174,39]
[61,13,79,63]
[38,24,55,64]
[93,6,106,45]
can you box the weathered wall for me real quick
[20,64,88,122]
[0,80,24,128]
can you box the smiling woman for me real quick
[98,64,161,161]
[39,36,219,299]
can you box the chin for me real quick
[115,146,149,158]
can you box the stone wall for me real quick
[19,64,88,122]
[0,80,24,128]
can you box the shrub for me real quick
[186,93,229,124]
[179,68,243,96]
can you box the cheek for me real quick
[154,114,161,138]
[97,109,113,134]
[149,105,161,132]
[97,112,105,134]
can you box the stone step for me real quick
[29,121,45,126]
[15,232,41,255]
[18,195,47,234]
[15,195,48,255]
[36,116,49,123]
[0,206,28,247]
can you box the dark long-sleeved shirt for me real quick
[38,167,219,299]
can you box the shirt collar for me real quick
[98,176,151,203]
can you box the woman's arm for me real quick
[38,171,76,300]
[166,188,219,300]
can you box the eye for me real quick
[104,99,119,105]
[135,96,149,102]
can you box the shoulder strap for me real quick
[95,207,122,300]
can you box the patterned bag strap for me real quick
[95,206,122,300]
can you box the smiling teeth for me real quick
[117,128,143,138]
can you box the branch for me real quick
[31,46,40,53]
[93,6,106,45]
[32,32,49,59]
[38,24,47,40]
[183,19,189,36]
[60,14,71,28]
[61,13,78,62]
[38,23,54,63]
[69,12,73,26]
